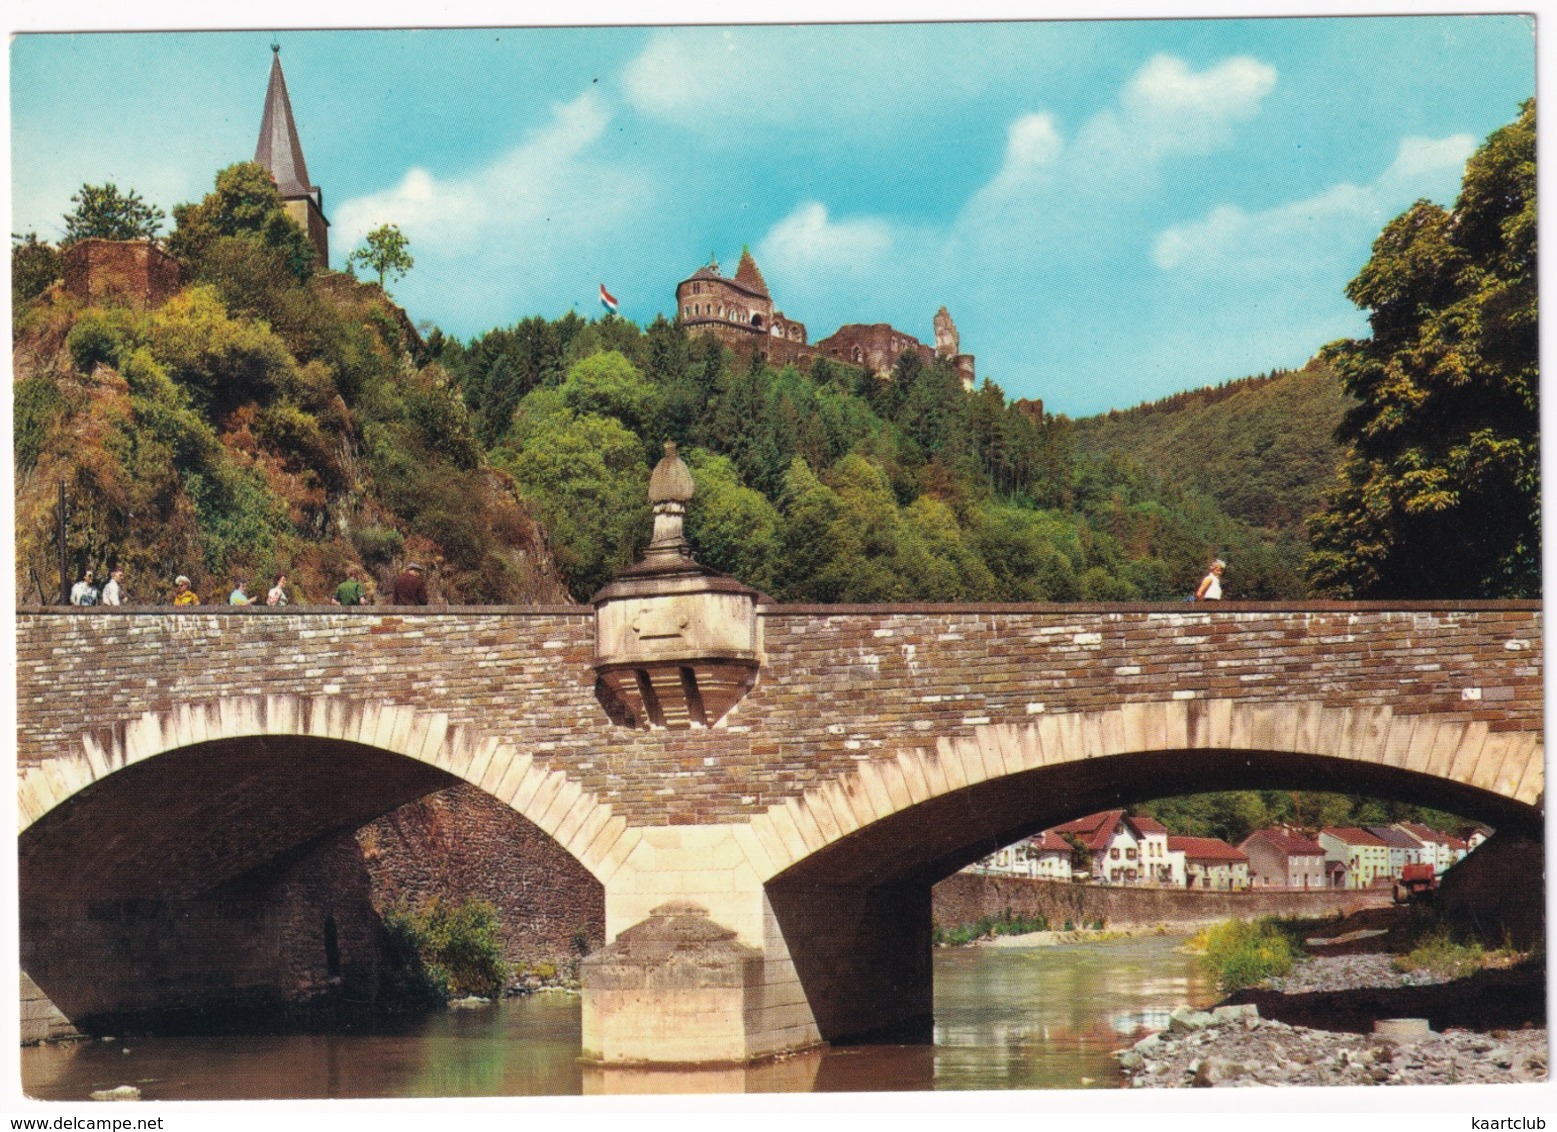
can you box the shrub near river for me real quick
[1192,918,1300,992]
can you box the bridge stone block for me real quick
[581,902,770,1066]
[781,798,825,854]
[508,762,552,814]
[590,821,640,885]
[463,735,499,791]
[552,788,596,849]
[491,752,531,804]
[80,732,113,783]
[561,800,611,863]
[536,777,584,837]
[1512,740,1545,806]
[1448,721,1491,784]
[896,750,933,805]
[767,804,812,864]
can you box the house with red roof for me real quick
[1047,809,1183,885]
[1168,835,1249,890]
[974,830,1074,881]
[1238,828,1326,888]
[1319,827,1391,889]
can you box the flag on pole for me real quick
[599,284,618,315]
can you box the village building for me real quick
[675,251,976,389]
[972,830,1073,881]
[1168,835,1249,890]
[1319,826,1392,889]
[1459,824,1495,851]
[1238,828,1326,888]
[1394,822,1470,874]
[1367,825,1427,878]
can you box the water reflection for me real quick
[22,936,1213,1099]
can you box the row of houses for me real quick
[972,811,1488,891]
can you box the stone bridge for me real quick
[17,586,1543,1064]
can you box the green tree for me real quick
[61,182,166,245]
[347,223,415,289]
[1308,100,1538,598]
[168,162,317,283]
[11,232,63,315]
[492,390,650,599]
[684,448,782,594]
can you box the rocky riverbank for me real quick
[1119,951,1548,1088]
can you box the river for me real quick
[21,934,1216,1099]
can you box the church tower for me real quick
[255,45,329,269]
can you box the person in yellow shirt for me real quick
[172,574,200,606]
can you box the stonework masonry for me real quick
[931,871,1391,935]
[17,604,1540,828]
[62,239,182,310]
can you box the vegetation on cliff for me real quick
[13,162,568,605]
[432,315,1311,604]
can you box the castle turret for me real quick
[255,46,329,269]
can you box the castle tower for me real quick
[255,46,329,269]
[933,307,959,359]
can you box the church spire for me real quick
[253,45,329,268]
[255,46,313,199]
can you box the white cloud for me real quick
[332,91,649,261]
[1121,54,1276,147]
[962,54,1276,232]
[1152,133,1474,276]
[619,25,999,137]
[758,202,895,278]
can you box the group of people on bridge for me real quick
[66,563,430,608]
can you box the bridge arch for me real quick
[748,699,1543,886]
[19,693,625,884]
[736,699,1542,1048]
[19,694,621,1034]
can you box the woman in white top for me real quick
[1195,558,1226,601]
[266,574,290,606]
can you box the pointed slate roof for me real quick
[734,247,769,297]
[255,47,314,199]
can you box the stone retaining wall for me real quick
[932,872,1392,931]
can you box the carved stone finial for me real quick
[648,442,695,505]
[646,442,695,557]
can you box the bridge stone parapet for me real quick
[17,602,1543,829]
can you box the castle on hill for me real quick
[675,249,976,390]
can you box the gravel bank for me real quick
[1120,952,1548,1088]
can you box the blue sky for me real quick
[9,15,1535,415]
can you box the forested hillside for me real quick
[430,316,1309,604]
[1068,360,1354,540]
[13,163,570,606]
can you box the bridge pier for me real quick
[580,824,935,1065]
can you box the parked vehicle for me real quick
[1392,862,1438,904]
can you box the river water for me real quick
[21,934,1215,1100]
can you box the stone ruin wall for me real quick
[62,239,182,310]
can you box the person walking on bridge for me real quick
[1194,558,1226,601]
[266,574,290,606]
[70,569,99,606]
[100,568,125,606]
[333,568,367,606]
[172,575,200,605]
[389,562,428,605]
